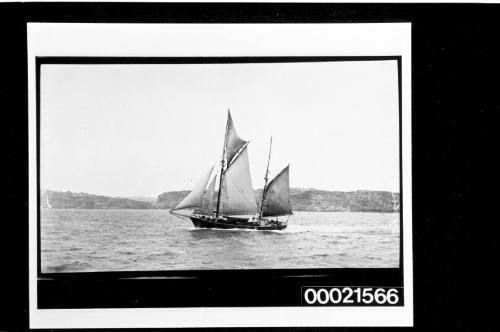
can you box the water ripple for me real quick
[40,209,400,272]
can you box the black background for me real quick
[1,2,499,331]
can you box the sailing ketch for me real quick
[169,110,292,230]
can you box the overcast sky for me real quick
[40,60,399,197]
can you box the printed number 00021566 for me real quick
[302,287,401,305]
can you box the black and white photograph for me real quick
[25,21,413,328]
[39,58,401,273]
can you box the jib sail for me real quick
[193,175,216,215]
[172,165,214,211]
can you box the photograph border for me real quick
[36,55,403,279]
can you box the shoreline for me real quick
[41,208,400,213]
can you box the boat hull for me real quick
[190,215,287,231]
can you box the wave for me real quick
[42,210,400,271]
[184,224,398,236]
[286,223,399,236]
[118,250,134,255]
[148,249,186,256]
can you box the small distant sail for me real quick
[45,192,52,209]
[172,165,214,211]
[262,165,292,217]
[194,175,216,215]
[225,111,247,165]
[219,145,258,215]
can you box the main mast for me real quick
[259,136,273,220]
[215,110,230,218]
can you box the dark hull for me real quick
[190,215,287,231]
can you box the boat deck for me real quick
[190,215,287,231]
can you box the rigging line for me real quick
[169,210,192,223]
[224,141,250,173]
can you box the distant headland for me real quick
[41,189,400,213]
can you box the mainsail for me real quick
[225,111,247,165]
[219,145,258,215]
[172,165,214,211]
[193,175,216,215]
[261,165,292,217]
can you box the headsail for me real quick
[172,165,214,211]
[225,111,247,165]
[262,165,292,217]
[219,144,258,215]
[194,175,216,215]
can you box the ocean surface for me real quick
[41,209,400,272]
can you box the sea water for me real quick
[41,209,400,272]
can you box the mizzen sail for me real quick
[225,111,247,165]
[172,165,214,211]
[219,145,258,215]
[262,165,292,217]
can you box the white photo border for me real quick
[28,23,412,328]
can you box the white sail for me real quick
[262,165,292,217]
[172,165,214,211]
[219,145,258,215]
[193,175,216,215]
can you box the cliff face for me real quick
[41,190,154,209]
[155,191,191,209]
[41,189,399,212]
[157,188,400,213]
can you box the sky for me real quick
[40,60,399,197]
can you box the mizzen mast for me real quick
[259,136,273,220]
